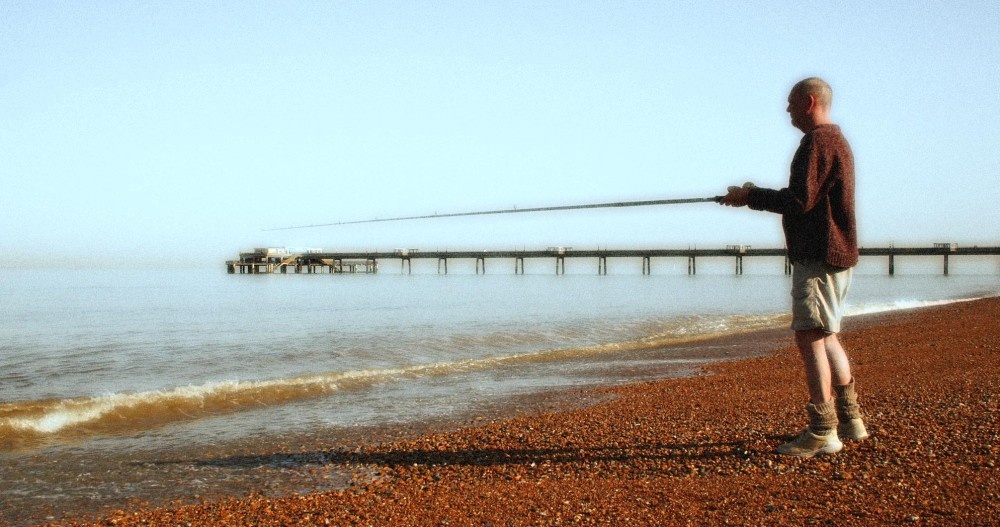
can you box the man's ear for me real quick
[806,94,820,114]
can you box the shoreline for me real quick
[24,297,1000,526]
[2,327,781,527]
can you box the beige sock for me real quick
[834,379,863,420]
[807,400,837,433]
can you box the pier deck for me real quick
[227,244,1000,276]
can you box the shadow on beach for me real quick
[147,437,759,472]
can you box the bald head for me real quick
[787,77,835,132]
[793,77,833,110]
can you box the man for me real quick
[721,77,868,457]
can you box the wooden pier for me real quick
[227,244,1000,276]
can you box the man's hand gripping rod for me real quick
[264,195,726,231]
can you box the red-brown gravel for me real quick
[42,297,999,526]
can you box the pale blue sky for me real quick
[2,1,998,267]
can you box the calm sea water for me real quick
[1,257,997,524]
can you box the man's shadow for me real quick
[149,438,758,472]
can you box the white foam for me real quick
[2,365,482,435]
[7,393,140,434]
[845,295,990,317]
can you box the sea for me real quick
[1,255,998,525]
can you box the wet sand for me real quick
[34,297,1000,526]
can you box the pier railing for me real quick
[227,244,999,276]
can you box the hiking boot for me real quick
[776,428,843,458]
[835,379,869,440]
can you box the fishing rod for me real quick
[264,195,725,231]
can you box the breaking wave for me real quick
[846,295,995,317]
[0,312,788,450]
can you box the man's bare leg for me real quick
[823,333,853,387]
[795,328,834,404]
[825,333,869,440]
[776,328,844,457]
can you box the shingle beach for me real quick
[41,297,998,527]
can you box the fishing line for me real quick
[264,195,724,231]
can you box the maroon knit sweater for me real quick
[747,124,858,268]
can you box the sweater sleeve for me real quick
[746,186,791,214]
[746,132,828,215]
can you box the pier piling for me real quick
[227,245,998,276]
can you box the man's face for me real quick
[786,87,811,132]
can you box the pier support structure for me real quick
[228,245,996,277]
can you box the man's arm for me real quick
[723,133,828,213]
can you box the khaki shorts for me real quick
[790,260,853,333]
